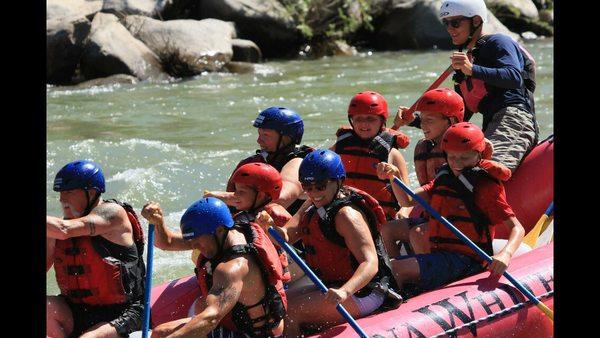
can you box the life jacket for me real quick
[414,139,446,186]
[298,186,397,297]
[195,222,288,337]
[233,204,292,283]
[453,35,536,114]
[334,127,410,219]
[428,160,511,260]
[53,199,145,305]
[227,145,313,215]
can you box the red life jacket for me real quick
[298,186,395,295]
[455,35,536,113]
[428,160,511,260]
[334,127,409,219]
[53,199,145,305]
[232,204,292,283]
[414,139,447,186]
[195,222,288,336]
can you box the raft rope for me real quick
[430,290,554,338]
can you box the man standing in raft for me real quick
[47,160,146,338]
[393,0,538,173]
[378,123,525,294]
[141,197,288,338]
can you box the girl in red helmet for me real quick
[380,88,491,257]
[378,122,524,296]
[332,91,411,221]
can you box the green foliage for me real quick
[280,0,374,40]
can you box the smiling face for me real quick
[446,150,480,176]
[256,128,282,152]
[351,114,384,140]
[443,15,472,46]
[419,111,451,141]
[59,188,92,219]
[232,183,269,211]
[302,180,339,208]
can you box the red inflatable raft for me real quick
[146,137,554,336]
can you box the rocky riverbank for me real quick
[47,0,554,86]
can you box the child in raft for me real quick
[377,122,525,294]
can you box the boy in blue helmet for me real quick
[205,106,313,215]
[257,149,400,337]
[141,197,288,338]
[46,160,146,338]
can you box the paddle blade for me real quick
[523,214,549,248]
[537,302,554,322]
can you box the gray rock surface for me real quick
[47,0,103,21]
[232,39,262,63]
[47,17,92,84]
[80,12,164,80]
[200,0,301,58]
[125,16,235,76]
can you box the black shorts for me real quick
[62,296,141,338]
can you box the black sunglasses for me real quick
[442,17,469,29]
[301,180,330,192]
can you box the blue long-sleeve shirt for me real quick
[459,34,534,129]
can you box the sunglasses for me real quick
[301,180,330,192]
[442,17,469,29]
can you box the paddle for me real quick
[523,202,554,248]
[267,227,369,338]
[391,177,554,321]
[391,65,454,130]
[142,223,155,338]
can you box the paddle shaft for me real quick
[523,201,554,248]
[392,177,553,320]
[540,202,554,232]
[391,65,454,130]
[142,223,155,338]
[267,227,369,338]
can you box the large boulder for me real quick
[124,16,235,76]
[47,0,103,21]
[80,12,164,80]
[485,0,539,20]
[373,0,518,50]
[199,0,302,58]
[101,0,172,18]
[485,0,552,35]
[232,39,262,63]
[47,17,92,84]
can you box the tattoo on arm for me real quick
[211,285,237,310]
[88,221,96,236]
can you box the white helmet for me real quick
[439,0,488,23]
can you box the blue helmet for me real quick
[298,149,346,184]
[253,107,304,144]
[180,197,234,240]
[53,160,106,193]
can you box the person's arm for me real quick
[46,202,126,240]
[387,149,410,207]
[324,206,378,305]
[487,216,525,275]
[155,258,247,338]
[274,158,304,209]
[376,162,430,207]
[141,201,193,251]
[256,198,311,246]
[392,106,421,129]
[47,237,55,272]
[470,37,524,89]
[203,190,237,206]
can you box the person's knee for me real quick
[46,296,74,337]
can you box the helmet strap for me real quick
[82,189,100,216]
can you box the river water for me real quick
[46,39,553,294]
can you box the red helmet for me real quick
[348,91,389,120]
[441,122,486,153]
[415,88,464,122]
[230,163,282,201]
